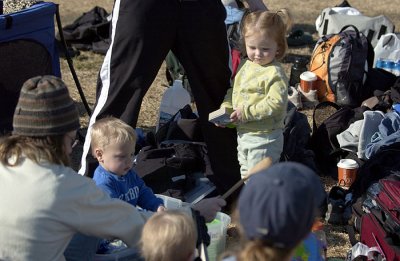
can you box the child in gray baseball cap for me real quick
[222,161,326,261]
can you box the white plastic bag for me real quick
[348,242,382,261]
[373,33,400,67]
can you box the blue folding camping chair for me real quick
[0,2,90,134]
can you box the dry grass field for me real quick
[54,0,400,129]
[51,0,400,260]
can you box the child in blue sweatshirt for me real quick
[91,117,164,253]
[91,116,164,212]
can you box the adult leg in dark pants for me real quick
[172,0,241,194]
[79,0,241,195]
[79,0,177,176]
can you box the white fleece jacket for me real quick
[0,157,153,261]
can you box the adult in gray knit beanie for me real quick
[0,75,226,261]
[0,75,148,261]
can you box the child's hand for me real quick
[157,205,166,212]
[230,107,243,123]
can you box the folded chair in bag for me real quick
[0,2,91,135]
[0,2,60,134]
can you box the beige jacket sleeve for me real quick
[61,173,153,247]
[63,173,195,247]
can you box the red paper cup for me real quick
[300,71,317,92]
[337,159,358,188]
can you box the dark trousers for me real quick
[82,0,240,193]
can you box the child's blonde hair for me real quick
[141,210,197,261]
[90,117,136,153]
[241,9,292,60]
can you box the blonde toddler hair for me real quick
[241,9,292,60]
[141,210,197,261]
[90,116,137,154]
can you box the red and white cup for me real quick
[300,71,317,92]
[337,159,359,188]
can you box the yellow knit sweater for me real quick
[221,60,288,134]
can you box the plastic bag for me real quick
[373,33,400,67]
[346,242,382,260]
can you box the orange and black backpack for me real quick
[309,25,374,107]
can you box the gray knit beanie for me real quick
[12,75,80,136]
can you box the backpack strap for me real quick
[311,101,341,133]
[340,24,361,35]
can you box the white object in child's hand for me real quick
[208,107,233,125]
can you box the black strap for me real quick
[318,12,326,28]
[322,19,329,36]
[366,29,375,43]
[377,25,387,40]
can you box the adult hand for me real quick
[192,197,226,222]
